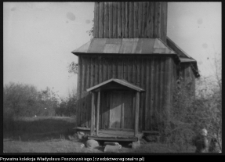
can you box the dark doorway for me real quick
[100,90,134,130]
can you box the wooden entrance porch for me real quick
[88,129,143,142]
[86,78,144,141]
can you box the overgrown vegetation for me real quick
[3,82,78,136]
[3,83,58,118]
[163,55,222,152]
[55,92,77,116]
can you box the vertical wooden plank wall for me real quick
[135,92,140,137]
[77,55,174,131]
[129,2,134,38]
[117,2,122,38]
[113,3,117,38]
[104,2,109,38]
[75,2,183,131]
[156,58,161,130]
[96,91,100,135]
[125,2,129,38]
[138,2,142,37]
[134,2,138,37]
[93,2,168,40]
[109,2,113,38]
[121,2,125,38]
[99,2,104,38]
[90,92,95,135]
[161,2,167,43]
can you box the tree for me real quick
[164,53,222,152]
[3,82,60,118]
[68,62,79,74]
[55,90,77,116]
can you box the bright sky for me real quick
[3,2,221,99]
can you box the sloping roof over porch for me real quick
[72,38,175,55]
[87,78,144,92]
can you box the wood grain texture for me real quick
[150,57,155,130]
[153,2,158,38]
[113,2,117,38]
[98,57,101,85]
[125,2,129,38]
[90,57,94,87]
[149,2,154,38]
[129,2,133,38]
[76,55,195,132]
[104,2,109,38]
[141,57,145,130]
[81,57,86,98]
[164,2,168,42]
[135,92,140,137]
[124,92,134,129]
[109,2,113,38]
[159,58,164,123]
[138,2,143,37]
[91,92,95,136]
[156,2,162,38]
[134,2,138,37]
[93,2,168,40]
[145,58,149,130]
[86,57,90,89]
[99,2,104,38]
[121,2,125,38]
[117,2,122,38]
[142,2,147,37]
[96,91,100,135]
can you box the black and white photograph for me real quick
[3,2,221,154]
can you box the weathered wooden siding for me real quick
[76,55,175,131]
[180,63,196,97]
[94,2,168,43]
[170,61,196,120]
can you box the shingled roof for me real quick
[72,38,175,55]
[166,37,200,77]
[72,37,200,77]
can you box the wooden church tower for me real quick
[72,2,199,141]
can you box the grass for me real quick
[3,116,76,141]
[3,116,195,153]
[4,139,87,153]
[4,139,194,153]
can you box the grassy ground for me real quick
[3,116,76,141]
[3,138,103,153]
[4,139,194,153]
[3,116,195,153]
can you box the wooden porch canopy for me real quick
[86,78,144,137]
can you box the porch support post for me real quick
[96,91,101,136]
[91,92,95,136]
[134,91,140,137]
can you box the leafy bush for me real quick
[164,59,222,152]
[55,91,77,116]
